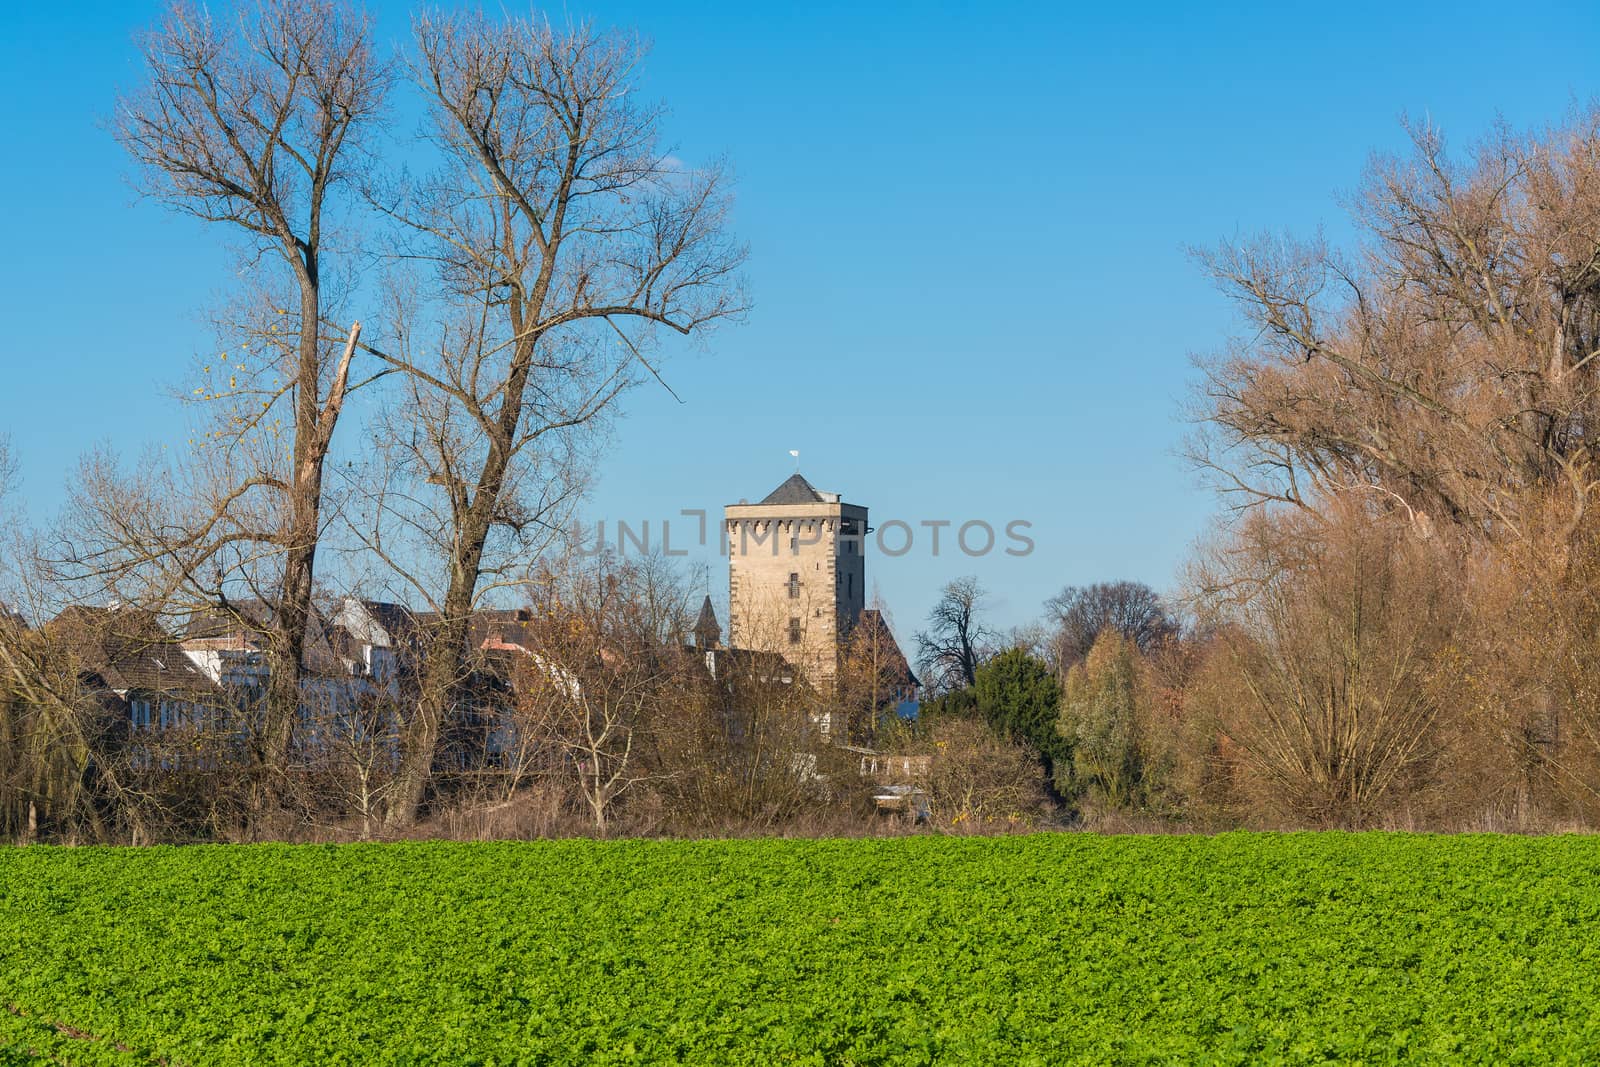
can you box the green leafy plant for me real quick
[4,835,1600,1064]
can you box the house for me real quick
[326,599,543,772]
[329,599,545,673]
[180,599,345,690]
[47,605,230,743]
[327,599,425,689]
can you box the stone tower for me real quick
[725,474,867,685]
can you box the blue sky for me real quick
[2,0,1597,636]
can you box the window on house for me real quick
[130,698,151,731]
[788,572,800,599]
[789,618,802,644]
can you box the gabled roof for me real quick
[332,599,417,650]
[181,599,342,675]
[48,605,221,698]
[760,473,826,505]
[853,609,920,689]
[329,600,539,665]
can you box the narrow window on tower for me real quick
[789,617,802,644]
[848,574,854,597]
[788,572,800,599]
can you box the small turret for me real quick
[693,595,722,650]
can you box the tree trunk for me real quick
[257,288,330,805]
[384,390,519,828]
[385,521,491,828]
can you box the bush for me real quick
[907,716,1051,831]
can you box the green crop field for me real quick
[3,834,1600,1065]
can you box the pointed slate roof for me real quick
[693,596,721,648]
[760,473,826,505]
[694,596,719,631]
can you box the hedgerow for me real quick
[3,834,1600,1064]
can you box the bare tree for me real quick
[1188,502,1460,827]
[79,0,390,795]
[533,552,691,833]
[358,13,746,827]
[320,690,400,840]
[915,577,995,694]
[903,716,1050,831]
[0,437,15,519]
[1182,108,1600,829]
[513,633,644,836]
[835,603,917,744]
[1190,111,1600,552]
[0,444,109,843]
[1044,580,1177,672]
[0,616,109,844]
[648,651,836,831]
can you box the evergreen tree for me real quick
[972,649,1064,770]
